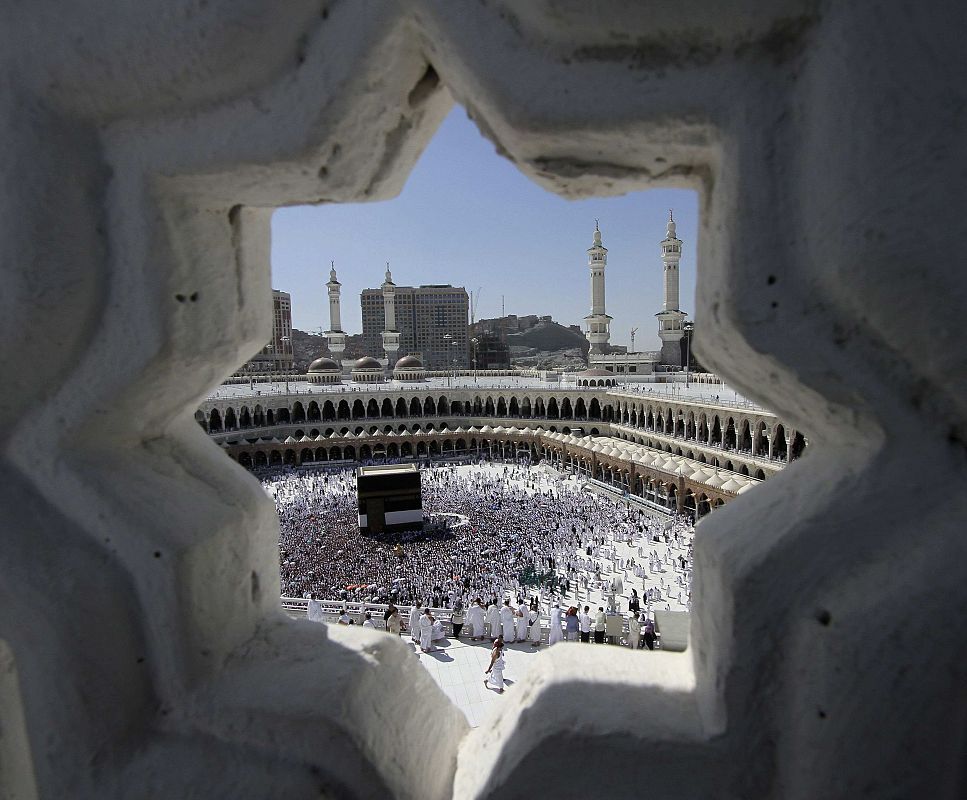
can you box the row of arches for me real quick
[230,422,603,441]
[201,394,612,433]
[612,402,806,463]
[542,446,729,520]
[611,431,769,479]
[230,437,540,468]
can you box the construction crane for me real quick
[630,327,639,352]
[470,287,482,325]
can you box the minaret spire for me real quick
[584,220,611,355]
[655,211,686,367]
[325,260,346,362]
[381,264,400,363]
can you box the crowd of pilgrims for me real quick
[268,460,694,610]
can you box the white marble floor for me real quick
[409,634,546,728]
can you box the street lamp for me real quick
[451,339,460,386]
[683,322,694,389]
[442,333,452,388]
[280,335,292,393]
[470,337,479,383]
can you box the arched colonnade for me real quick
[198,390,616,435]
[608,394,806,467]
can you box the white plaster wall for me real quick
[1,2,965,798]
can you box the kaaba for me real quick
[356,463,423,534]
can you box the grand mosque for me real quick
[198,214,807,519]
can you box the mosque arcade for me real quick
[201,215,803,518]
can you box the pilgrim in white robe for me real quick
[627,614,641,649]
[547,605,564,645]
[409,606,421,642]
[307,599,325,623]
[419,613,434,651]
[516,602,529,641]
[467,604,486,639]
[528,610,542,644]
[499,604,517,642]
[486,650,506,690]
[485,604,499,638]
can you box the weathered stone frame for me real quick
[3,3,965,799]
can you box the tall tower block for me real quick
[325,262,347,358]
[381,263,401,362]
[583,221,612,354]
[655,211,687,366]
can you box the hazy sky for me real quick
[271,106,697,349]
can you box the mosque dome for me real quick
[395,355,423,369]
[307,356,339,372]
[353,356,381,370]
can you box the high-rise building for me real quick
[361,283,469,369]
[244,288,293,372]
[269,289,294,369]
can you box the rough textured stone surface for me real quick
[2,2,965,798]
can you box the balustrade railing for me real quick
[280,597,650,640]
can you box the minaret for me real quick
[655,211,687,366]
[325,261,346,359]
[583,220,612,354]
[381,262,401,363]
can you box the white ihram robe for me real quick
[485,604,500,638]
[528,610,542,643]
[486,649,506,689]
[307,599,325,623]
[548,606,564,645]
[419,614,434,651]
[516,602,529,642]
[499,605,517,642]
[409,606,421,642]
[467,604,486,638]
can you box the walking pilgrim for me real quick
[484,639,506,693]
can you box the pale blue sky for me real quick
[271,106,697,349]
